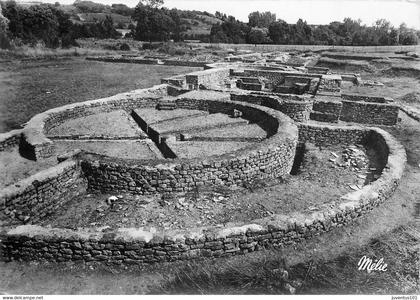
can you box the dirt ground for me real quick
[133,108,208,125]
[24,143,378,231]
[152,113,248,134]
[0,148,57,188]
[168,140,255,158]
[191,122,268,140]
[342,75,420,109]
[47,110,147,139]
[53,139,162,160]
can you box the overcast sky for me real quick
[19,0,420,29]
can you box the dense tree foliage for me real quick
[110,3,133,17]
[0,0,121,48]
[210,11,420,45]
[73,0,109,13]
[0,5,8,32]
[131,2,187,42]
[210,16,249,44]
[138,0,164,9]
[72,15,121,39]
[1,0,418,47]
[73,1,134,16]
[0,5,9,48]
[1,1,72,47]
[248,11,276,28]
[247,27,271,44]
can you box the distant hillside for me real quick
[177,10,222,37]
[76,13,132,28]
[55,1,221,36]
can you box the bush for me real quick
[156,42,188,55]
[119,42,130,51]
[0,31,10,49]
[142,42,163,50]
[61,35,79,48]
[103,44,118,50]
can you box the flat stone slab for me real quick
[152,113,249,135]
[322,74,342,81]
[53,139,162,160]
[133,108,208,125]
[47,110,147,139]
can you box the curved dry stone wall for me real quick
[0,161,87,224]
[230,92,313,122]
[80,98,298,195]
[0,130,22,152]
[0,62,408,265]
[21,85,169,160]
[0,124,406,264]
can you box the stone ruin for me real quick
[0,52,407,265]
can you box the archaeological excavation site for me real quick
[0,50,410,265]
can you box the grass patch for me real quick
[0,46,118,60]
[151,224,419,294]
[0,58,201,132]
[295,224,419,294]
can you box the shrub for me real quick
[0,31,10,49]
[61,34,79,48]
[142,42,162,50]
[119,42,130,51]
[103,44,118,50]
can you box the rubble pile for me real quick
[328,145,376,190]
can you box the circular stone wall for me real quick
[78,98,298,195]
[0,81,407,265]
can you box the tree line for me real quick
[129,3,419,45]
[209,11,419,45]
[0,0,122,48]
[1,0,419,49]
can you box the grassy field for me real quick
[0,58,200,132]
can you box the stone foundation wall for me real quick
[21,85,169,160]
[1,125,406,265]
[310,99,343,123]
[0,130,22,152]
[80,99,298,195]
[340,101,399,125]
[310,98,399,126]
[309,111,340,123]
[162,59,208,67]
[241,70,321,88]
[318,74,342,93]
[185,68,231,90]
[86,56,209,68]
[230,93,312,122]
[298,123,369,146]
[0,160,87,224]
[242,69,285,86]
[341,94,393,103]
[280,101,312,122]
[307,66,329,74]
[236,80,263,91]
[313,99,343,115]
[284,76,311,86]
[0,63,408,265]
